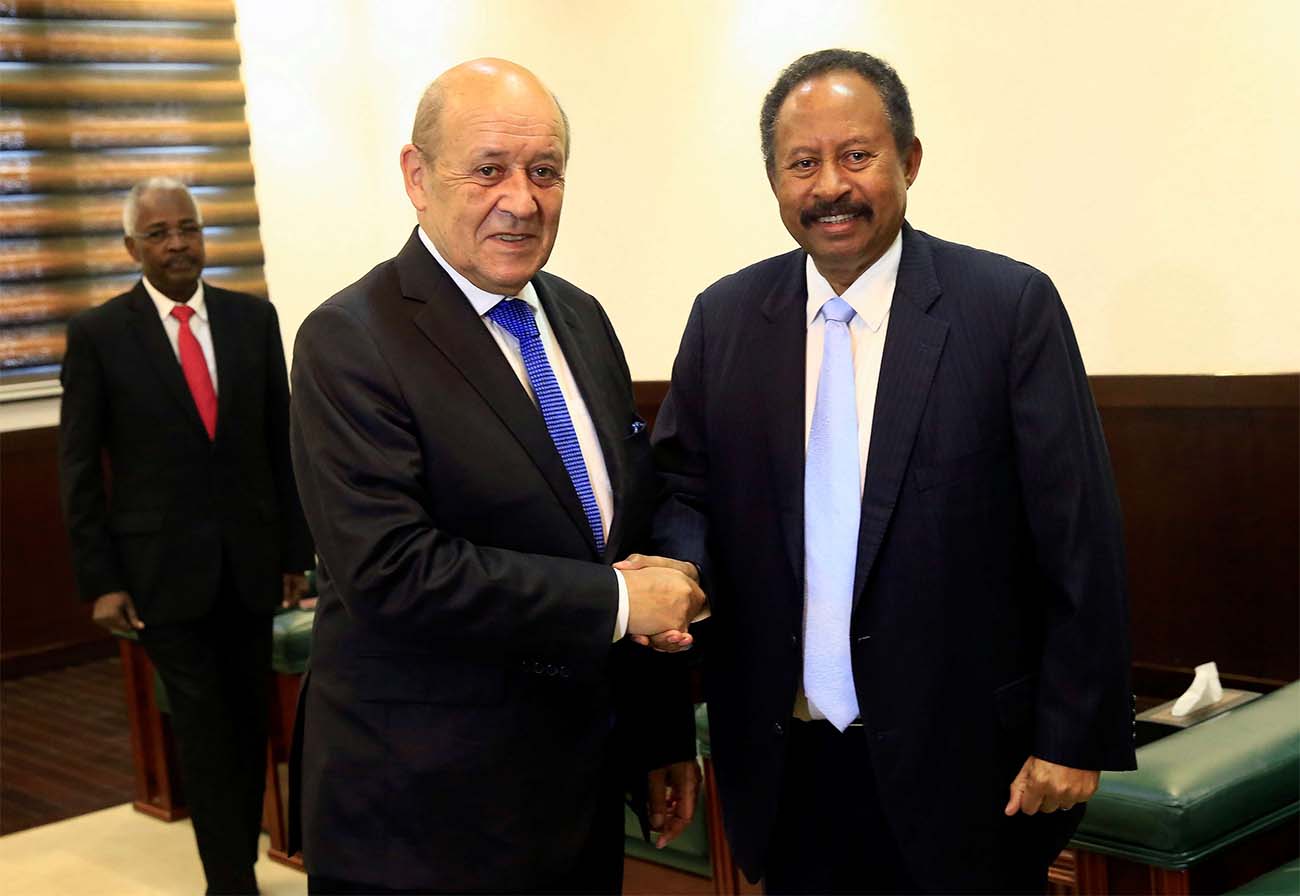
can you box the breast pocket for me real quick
[911,442,1007,492]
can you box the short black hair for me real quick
[760,49,914,177]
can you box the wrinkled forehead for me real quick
[442,89,566,158]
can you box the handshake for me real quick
[615,554,707,653]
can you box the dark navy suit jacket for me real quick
[653,222,1136,890]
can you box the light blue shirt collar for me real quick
[804,229,902,333]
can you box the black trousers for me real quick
[763,719,1069,895]
[308,759,626,896]
[764,720,919,896]
[138,587,272,896]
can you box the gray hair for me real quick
[122,177,203,235]
[760,49,915,177]
[410,82,572,162]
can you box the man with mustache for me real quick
[646,49,1136,893]
[288,59,703,894]
[59,178,314,894]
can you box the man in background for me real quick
[59,177,314,895]
[648,49,1136,893]
[289,58,703,895]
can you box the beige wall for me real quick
[238,0,1300,380]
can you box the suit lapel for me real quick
[126,281,208,438]
[536,277,620,560]
[852,224,948,609]
[205,284,238,443]
[757,251,810,591]
[397,232,597,557]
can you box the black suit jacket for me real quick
[653,223,1136,891]
[288,230,693,891]
[59,281,314,623]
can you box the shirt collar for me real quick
[804,228,902,333]
[144,275,206,322]
[416,225,541,317]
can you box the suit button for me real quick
[532,662,545,675]
[773,721,784,736]
[790,634,798,648]
[545,664,558,676]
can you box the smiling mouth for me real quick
[801,201,872,230]
[495,234,533,243]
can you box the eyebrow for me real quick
[783,136,876,158]
[471,147,564,165]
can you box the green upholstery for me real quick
[622,704,715,877]
[1072,681,1300,869]
[1227,858,1300,895]
[271,607,315,675]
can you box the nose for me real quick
[164,229,188,250]
[811,161,849,203]
[494,168,540,221]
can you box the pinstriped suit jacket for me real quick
[653,221,1136,890]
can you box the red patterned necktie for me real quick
[170,304,217,440]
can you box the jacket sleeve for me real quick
[649,295,713,583]
[262,301,315,572]
[1009,271,1136,771]
[289,302,618,665]
[58,314,125,601]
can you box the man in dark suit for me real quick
[59,178,315,895]
[288,58,704,895]
[646,49,1137,893]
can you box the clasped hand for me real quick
[615,554,705,652]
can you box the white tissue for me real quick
[1171,661,1224,717]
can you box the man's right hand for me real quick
[623,565,705,636]
[91,591,144,634]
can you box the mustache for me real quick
[800,200,872,229]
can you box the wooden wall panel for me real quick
[0,426,112,676]
[8,374,1296,680]
[634,374,1300,693]
[0,0,264,394]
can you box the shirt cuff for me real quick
[613,568,630,642]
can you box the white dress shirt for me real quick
[416,227,629,641]
[797,230,902,720]
[143,276,217,393]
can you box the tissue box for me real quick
[1135,688,1261,747]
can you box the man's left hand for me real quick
[1004,756,1099,815]
[647,759,702,848]
[282,573,309,608]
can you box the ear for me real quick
[124,235,141,263]
[400,143,429,212]
[903,137,923,188]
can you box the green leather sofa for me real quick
[1072,681,1300,869]
[1227,858,1300,895]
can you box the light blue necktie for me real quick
[804,296,861,731]
[486,298,605,555]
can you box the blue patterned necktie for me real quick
[486,298,605,554]
[804,295,861,730]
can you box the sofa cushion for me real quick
[1226,858,1300,895]
[1072,681,1300,868]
